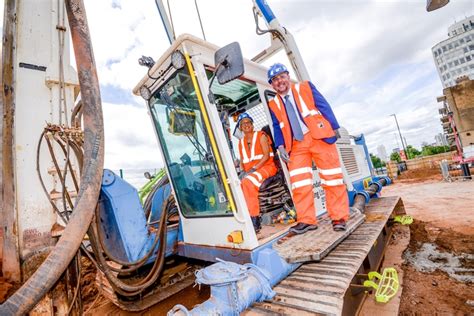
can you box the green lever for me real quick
[363,267,399,303]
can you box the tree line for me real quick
[371,145,451,166]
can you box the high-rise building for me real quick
[376,144,388,162]
[432,15,474,88]
[434,133,448,146]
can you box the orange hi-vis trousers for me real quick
[287,133,349,225]
[241,164,277,217]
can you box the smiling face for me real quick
[270,71,291,95]
[239,118,254,134]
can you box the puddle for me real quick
[404,242,474,283]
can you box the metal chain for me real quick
[231,282,240,315]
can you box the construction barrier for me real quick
[387,151,457,178]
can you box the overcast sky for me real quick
[3,0,474,176]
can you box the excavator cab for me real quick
[134,35,272,258]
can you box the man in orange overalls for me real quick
[237,113,278,232]
[266,63,349,234]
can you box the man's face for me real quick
[270,72,291,95]
[239,118,254,133]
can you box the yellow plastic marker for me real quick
[363,267,400,303]
[393,215,413,225]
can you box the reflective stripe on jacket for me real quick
[238,131,275,172]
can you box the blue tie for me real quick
[284,95,304,141]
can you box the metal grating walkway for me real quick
[273,210,366,263]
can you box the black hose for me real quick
[88,196,171,296]
[352,178,388,213]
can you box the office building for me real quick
[432,15,474,88]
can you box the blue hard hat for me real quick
[236,112,253,127]
[233,112,254,137]
[267,63,288,84]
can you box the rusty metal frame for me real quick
[1,0,21,283]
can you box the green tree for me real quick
[390,152,401,162]
[370,153,385,168]
[406,145,421,159]
[421,145,450,156]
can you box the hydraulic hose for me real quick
[0,1,104,314]
[352,178,388,213]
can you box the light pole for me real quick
[390,114,408,160]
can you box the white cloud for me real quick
[2,0,472,174]
[102,102,162,170]
[82,0,472,166]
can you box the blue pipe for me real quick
[168,249,300,315]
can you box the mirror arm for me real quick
[207,57,227,103]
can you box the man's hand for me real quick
[334,128,341,139]
[278,145,290,163]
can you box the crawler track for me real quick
[244,196,405,316]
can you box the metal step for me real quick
[244,196,404,316]
[273,210,366,263]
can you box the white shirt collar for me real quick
[280,87,294,101]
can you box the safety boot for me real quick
[251,216,261,233]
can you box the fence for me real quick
[386,151,456,178]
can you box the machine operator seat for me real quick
[258,125,291,214]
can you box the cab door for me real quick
[147,54,258,252]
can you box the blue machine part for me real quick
[354,134,374,174]
[255,0,276,23]
[356,190,371,204]
[99,169,153,262]
[99,169,178,262]
[149,183,172,223]
[170,250,299,315]
[368,180,383,194]
[374,175,392,186]
[347,189,357,206]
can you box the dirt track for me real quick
[383,176,474,315]
[383,177,474,235]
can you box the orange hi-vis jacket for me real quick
[268,81,335,152]
[238,131,275,172]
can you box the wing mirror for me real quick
[208,42,244,103]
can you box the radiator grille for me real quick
[339,147,359,175]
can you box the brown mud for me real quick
[399,220,474,315]
[382,169,474,316]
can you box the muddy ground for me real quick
[382,172,474,315]
[1,168,473,315]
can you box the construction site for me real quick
[1,0,473,315]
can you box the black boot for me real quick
[251,216,261,233]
